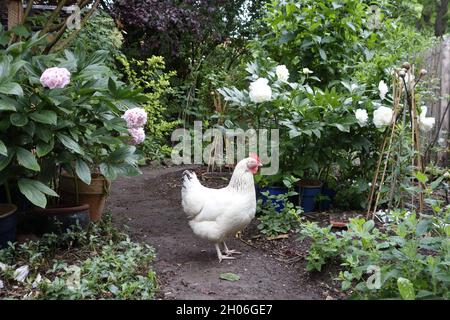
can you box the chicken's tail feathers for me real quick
[181,170,203,219]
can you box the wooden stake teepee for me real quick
[367,64,426,219]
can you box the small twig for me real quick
[239,237,257,249]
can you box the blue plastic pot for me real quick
[298,181,323,213]
[318,188,337,212]
[0,204,18,249]
[257,186,289,212]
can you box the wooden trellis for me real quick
[5,0,23,29]
[367,65,426,219]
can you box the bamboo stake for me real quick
[367,75,403,218]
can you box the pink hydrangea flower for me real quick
[128,127,146,145]
[122,108,148,129]
[40,67,71,89]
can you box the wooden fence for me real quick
[422,36,450,166]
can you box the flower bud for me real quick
[398,69,406,78]
[402,62,411,70]
[420,69,428,76]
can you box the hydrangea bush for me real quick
[0,31,148,208]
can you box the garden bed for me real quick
[107,164,346,300]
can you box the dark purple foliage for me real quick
[112,0,263,76]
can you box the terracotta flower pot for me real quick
[0,204,18,249]
[59,173,111,222]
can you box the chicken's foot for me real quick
[215,244,236,263]
[223,242,242,256]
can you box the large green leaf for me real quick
[29,110,57,125]
[16,147,40,171]
[0,151,14,171]
[56,133,84,155]
[18,178,58,209]
[0,82,23,96]
[36,128,52,143]
[10,113,28,127]
[75,159,92,185]
[0,97,17,111]
[99,163,117,181]
[0,139,6,156]
[36,139,54,157]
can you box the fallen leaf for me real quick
[220,272,240,282]
[267,234,289,241]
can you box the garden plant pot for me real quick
[318,188,337,212]
[0,204,18,249]
[59,173,111,222]
[298,180,323,213]
[257,186,289,212]
[31,204,90,235]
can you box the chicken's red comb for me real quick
[249,152,261,163]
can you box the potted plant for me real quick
[0,29,147,235]
[0,204,18,249]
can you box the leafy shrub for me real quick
[0,215,157,300]
[257,191,303,237]
[299,207,450,299]
[67,12,123,72]
[117,55,179,161]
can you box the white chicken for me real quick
[181,153,262,262]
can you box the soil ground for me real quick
[107,165,344,300]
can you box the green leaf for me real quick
[397,277,415,300]
[219,273,240,282]
[16,147,40,171]
[75,159,92,185]
[56,133,84,155]
[11,25,30,37]
[0,139,7,156]
[10,113,28,127]
[0,82,23,96]
[36,139,54,157]
[29,110,57,125]
[99,163,117,181]
[18,178,58,209]
[0,98,17,111]
[415,172,428,184]
[319,49,327,61]
[0,151,14,171]
[36,128,52,143]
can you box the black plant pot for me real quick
[31,204,90,236]
[0,204,18,249]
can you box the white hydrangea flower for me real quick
[302,68,313,75]
[249,78,272,103]
[378,80,388,100]
[418,106,435,132]
[276,65,289,82]
[355,109,369,127]
[373,106,394,128]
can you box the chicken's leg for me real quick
[223,242,242,256]
[215,244,235,263]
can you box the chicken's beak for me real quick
[258,162,263,167]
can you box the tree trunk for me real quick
[435,0,449,37]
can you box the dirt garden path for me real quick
[107,165,339,300]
